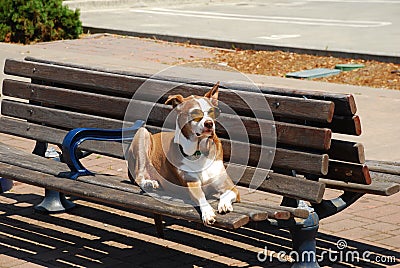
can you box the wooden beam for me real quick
[330,115,362,136]
[315,115,362,136]
[324,160,371,185]
[4,59,335,122]
[320,178,399,196]
[2,79,131,119]
[231,165,325,203]
[0,117,124,158]
[23,56,358,117]
[239,201,310,219]
[328,140,365,163]
[369,171,400,184]
[366,160,400,176]
[255,85,357,116]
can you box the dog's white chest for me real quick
[180,157,225,184]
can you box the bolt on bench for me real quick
[1,57,399,267]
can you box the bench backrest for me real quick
[0,57,371,203]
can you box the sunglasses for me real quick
[189,107,221,122]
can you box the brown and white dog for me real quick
[127,82,240,225]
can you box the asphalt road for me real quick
[79,0,400,57]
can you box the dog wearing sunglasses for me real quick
[127,82,240,225]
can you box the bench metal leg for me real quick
[32,142,76,213]
[0,177,13,193]
[290,212,320,268]
[32,141,48,156]
[34,189,75,214]
[153,214,165,238]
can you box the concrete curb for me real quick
[84,26,400,64]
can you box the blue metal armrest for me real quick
[281,172,365,220]
[62,120,145,180]
[312,191,364,219]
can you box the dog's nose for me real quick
[204,120,214,129]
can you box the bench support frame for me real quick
[35,189,75,214]
[62,120,145,179]
[32,121,145,213]
[290,212,320,268]
[32,141,76,213]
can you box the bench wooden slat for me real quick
[218,118,332,151]
[330,115,362,136]
[328,140,365,164]
[369,171,400,184]
[0,118,325,203]
[1,100,123,129]
[240,201,310,219]
[4,59,335,123]
[0,160,248,229]
[228,164,324,203]
[282,115,362,136]
[77,173,306,220]
[3,79,131,119]
[255,85,357,116]
[320,178,399,196]
[2,79,332,150]
[80,169,311,219]
[0,117,123,157]
[366,160,400,176]
[324,160,371,185]
[229,206,268,221]
[315,115,362,136]
[221,141,328,175]
[24,56,358,117]
[1,101,329,175]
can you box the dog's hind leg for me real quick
[127,127,159,189]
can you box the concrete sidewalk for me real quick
[69,0,400,61]
[0,35,399,267]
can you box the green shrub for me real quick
[0,0,82,44]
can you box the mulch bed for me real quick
[178,45,400,90]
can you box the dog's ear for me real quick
[204,81,219,106]
[165,94,184,107]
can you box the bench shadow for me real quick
[0,192,398,268]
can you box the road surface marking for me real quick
[130,8,391,28]
[257,35,301,40]
[306,0,400,3]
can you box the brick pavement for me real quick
[0,35,399,267]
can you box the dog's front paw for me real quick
[139,179,160,190]
[201,204,216,225]
[218,190,236,213]
[218,199,233,214]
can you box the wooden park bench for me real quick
[1,57,399,267]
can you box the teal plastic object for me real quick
[335,64,365,71]
[286,68,341,79]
